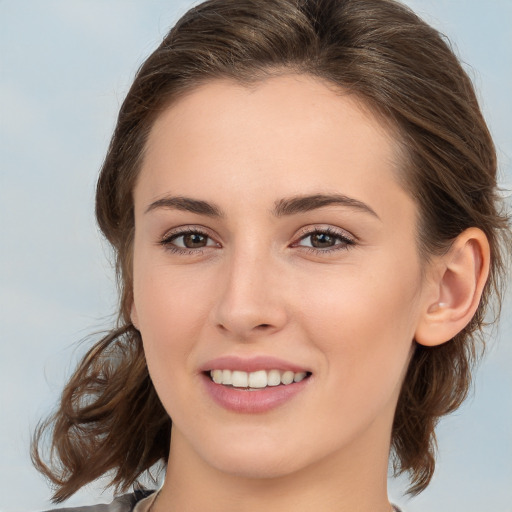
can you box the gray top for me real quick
[44,491,402,512]
[44,491,155,512]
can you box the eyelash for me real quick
[159,226,356,256]
[293,226,356,254]
[159,227,216,255]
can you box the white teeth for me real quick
[222,369,232,385]
[267,369,281,387]
[294,372,307,383]
[209,369,309,388]
[281,370,294,385]
[231,370,248,388]
[211,369,223,384]
[248,370,267,389]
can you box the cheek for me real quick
[132,263,217,399]
[134,258,211,333]
[301,259,421,404]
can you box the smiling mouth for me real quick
[207,369,311,389]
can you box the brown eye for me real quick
[295,228,355,253]
[181,233,208,248]
[161,229,218,252]
[309,232,336,248]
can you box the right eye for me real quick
[171,232,212,248]
[160,228,220,254]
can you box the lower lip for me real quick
[201,373,310,413]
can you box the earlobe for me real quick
[131,301,140,330]
[415,228,490,347]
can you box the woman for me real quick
[32,0,510,511]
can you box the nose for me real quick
[211,248,288,340]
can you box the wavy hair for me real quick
[32,0,510,502]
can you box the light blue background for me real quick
[1,1,510,511]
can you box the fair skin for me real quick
[130,74,489,512]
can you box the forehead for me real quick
[145,74,399,160]
[137,74,414,226]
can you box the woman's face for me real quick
[131,75,430,479]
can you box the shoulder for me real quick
[43,491,156,512]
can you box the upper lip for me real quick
[199,355,310,373]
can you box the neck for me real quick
[156,420,394,512]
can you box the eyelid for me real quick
[160,224,218,240]
[290,225,357,255]
[159,225,222,251]
[293,224,356,243]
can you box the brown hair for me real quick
[32,0,510,502]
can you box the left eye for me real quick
[165,231,217,249]
[296,230,354,250]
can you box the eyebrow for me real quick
[145,196,224,217]
[273,193,380,219]
[145,193,380,220]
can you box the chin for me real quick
[193,427,320,480]
[210,452,306,480]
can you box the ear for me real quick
[415,227,490,347]
[130,301,140,330]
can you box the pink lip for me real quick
[201,373,311,413]
[199,355,309,373]
[199,355,312,414]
